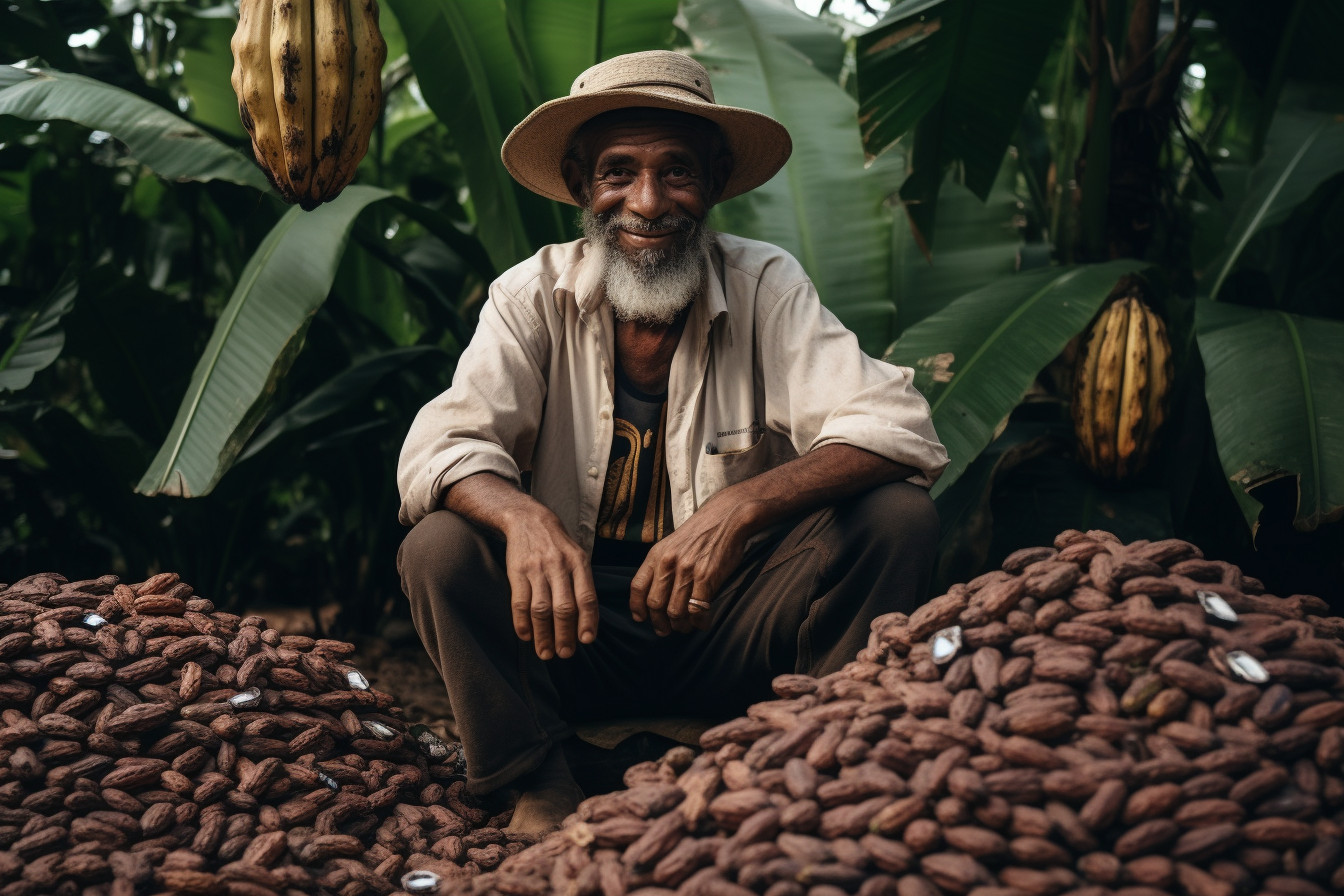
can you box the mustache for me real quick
[594,211,699,238]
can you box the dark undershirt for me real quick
[591,366,675,569]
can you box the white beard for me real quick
[582,209,710,325]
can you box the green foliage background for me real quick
[1,0,1341,627]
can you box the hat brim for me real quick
[501,85,792,207]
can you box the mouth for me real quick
[619,228,678,245]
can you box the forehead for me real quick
[586,122,708,159]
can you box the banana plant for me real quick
[0,277,77,393]
[1194,105,1344,534]
[885,259,1143,497]
[684,0,898,354]
[854,0,1071,252]
[0,68,269,191]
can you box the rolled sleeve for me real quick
[762,279,949,488]
[396,282,550,525]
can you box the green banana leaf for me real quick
[518,0,680,102]
[137,186,393,498]
[382,108,438,160]
[0,68,269,191]
[0,275,77,392]
[1196,301,1344,533]
[885,259,1143,497]
[892,152,1022,335]
[177,5,248,139]
[683,0,896,354]
[854,0,1069,246]
[1206,107,1344,299]
[386,0,567,271]
[239,345,444,462]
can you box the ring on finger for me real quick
[688,598,712,612]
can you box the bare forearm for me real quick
[723,445,919,537]
[443,472,549,539]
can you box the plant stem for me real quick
[1079,0,1126,260]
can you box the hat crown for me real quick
[570,50,716,104]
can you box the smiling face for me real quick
[561,109,733,325]
[562,108,731,226]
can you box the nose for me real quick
[623,168,673,221]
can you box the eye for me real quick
[668,166,692,178]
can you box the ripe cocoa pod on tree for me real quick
[1072,277,1173,479]
[230,0,388,210]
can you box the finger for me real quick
[688,587,714,632]
[573,562,599,645]
[667,568,695,634]
[646,561,676,636]
[529,577,556,660]
[549,572,578,659]
[507,568,533,642]
[629,558,654,623]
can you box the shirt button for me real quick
[600,409,610,420]
[588,466,599,478]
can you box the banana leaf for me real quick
[885,259,1143,497]
[1206,107,1344,298]
[683,0,896,354]
[0,68,270,191]
[176,6,248,139]
[62,273,205,445]
[0,275,77,392]
[385,0,567,271]
[854,0,1069,247]
[137,186,393,498]
[1196,300,1344,533]
[893,153,1022,335]
[239,345,443,462]
[518,0,680,102]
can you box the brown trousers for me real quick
[397,481,937,794]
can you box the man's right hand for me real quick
[445,472,599,661]
[501,506,599,660]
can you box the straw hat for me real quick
[501,51,792,207]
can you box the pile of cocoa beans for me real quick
[0,571,529,896]
[468,530,1344,896]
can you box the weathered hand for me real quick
[502,506,599,660]
[629,491,752,635]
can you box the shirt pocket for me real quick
[697,433,770,494]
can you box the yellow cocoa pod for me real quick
[230,0,387,210]
[1072,292,1172,479]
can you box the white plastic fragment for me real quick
[1197,590,1238,623]
[402,870,441,893]
[346,669,370,690]
[1227,650,1269,683]
[228,686,262,709]
[930,626,963,664]
[81,613,107,628]
[411,724,450,759]
[317,770,340,791]
[362,720,396,740]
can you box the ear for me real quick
[561,158,589,206]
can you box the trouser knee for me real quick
[397,510,499,603]
[842,480,939,553]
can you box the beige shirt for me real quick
[397,233,949,550]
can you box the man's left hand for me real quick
[629,490,753,635]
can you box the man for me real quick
[397,51,948,832]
